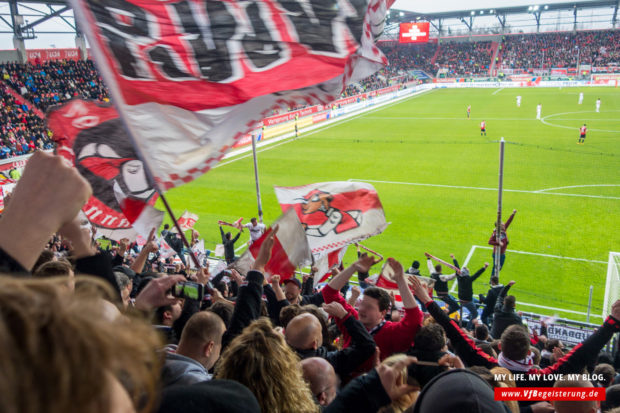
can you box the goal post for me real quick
[603,252,620,318]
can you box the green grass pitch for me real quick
[160,86,620,322]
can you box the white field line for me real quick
[516,301,602,318]
[541,110,620,133]
[348,178,620,201]
[535,184,620,193]
[234,242,247,252]
[472,245,607,264]
[492,88,504,95]
[449,245,477,293]
[447,245,605,317]
[362,116,539,121]
[214,88,435,169]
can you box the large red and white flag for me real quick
[275,181,388,256]
[234,209,311,280]
[178,210,199,232]
[48,99,163,241]
[69,0,393,190]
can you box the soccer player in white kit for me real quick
[578,92,583,105]
[536,103,542,120]
[516,96,521,107]
[244,217,266,246]
[596,98,601,113]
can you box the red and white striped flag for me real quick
[275,181,388,256]
[234,209,311,279]
[69,0,392,190]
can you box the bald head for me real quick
[553,378,597,413]
[285,313,322,350]
[177,311,226,370]
[301,357,338,407]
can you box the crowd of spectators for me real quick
[0,85,53,159]
[1,59,108,112]
[381,43,438,75]
[500,30,620,70]
[434,41,494,77]
[2,151,620,413]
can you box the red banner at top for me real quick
[26,48,82,64]
[73,0,390,112]
[399,22,430,44]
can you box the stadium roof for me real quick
[389,0,619,21]
[392,0,618,14]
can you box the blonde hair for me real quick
[216,318,318,413]
[378,354,419,413]
[0,276,162,413]
[490,367,519,413]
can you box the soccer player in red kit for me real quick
[578,124,587,144]
[467,105,471,119]
[480,120,486,136]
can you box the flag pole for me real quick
[67,1,201,270]
[495,137,505,279]
[159,192,202,269]
[251,132,264,223]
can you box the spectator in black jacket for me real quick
[491,281,522,339]
[451,253,489,328]
[479,276,503,326]
[282,276,324,306]
[219,225,240,264]
[285,301,376,381]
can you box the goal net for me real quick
[603,252,620,318]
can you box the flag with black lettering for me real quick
[69,0,392,189]
[48,99,164,241]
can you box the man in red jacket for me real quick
[488,209,517,277]
[322,255,423,375]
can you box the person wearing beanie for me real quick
[414,369,512,412]
[406,260,421,276]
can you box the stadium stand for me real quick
[0,29,619,161]
[434,41,494,77]
[500,30,620,70]
[0,59,109,112]
[0,84,53,158]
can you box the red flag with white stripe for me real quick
[234,209,311,279]
[69,0,392,190]
[275,181,388,256]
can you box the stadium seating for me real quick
[500,30,620,70]
[434,41,493,77]
[0,85,53,159]
[0,59,108,112]
[0,29,618,161]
